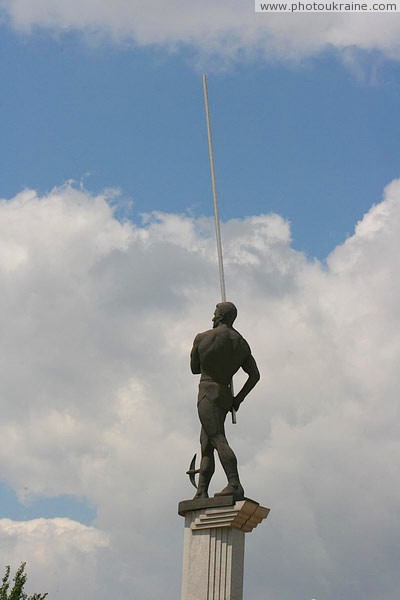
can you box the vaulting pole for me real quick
[202,74,237,424]
[202,74,226,302]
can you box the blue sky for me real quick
[1,27,400,259]
[0,481,95,522]
[1,5,400,599]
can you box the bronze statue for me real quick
[190,302,260,500]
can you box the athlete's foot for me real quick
[193,490,209,499]
[214,483,244,500]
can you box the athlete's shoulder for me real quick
[232,329,251,353]
[193,328,213,344]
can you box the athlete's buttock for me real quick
[198,380,233,413]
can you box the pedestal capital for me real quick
[191,499,269,533]
[178,496,269,533]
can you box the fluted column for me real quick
[179,496,269,600]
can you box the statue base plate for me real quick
[178,495,235,516]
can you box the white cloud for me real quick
[1,0,400,63]
[0,181,399,598]
[0,518,108,597]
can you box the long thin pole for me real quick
[202,74,226,302]
[202,73,237,425]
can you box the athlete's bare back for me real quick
[191,324,251,386]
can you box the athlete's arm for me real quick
[190,334,202,374]
[233,354,260,411]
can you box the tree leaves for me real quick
[0,564,47,600]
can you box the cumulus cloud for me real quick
[1,0,400,63]
[0,518,108,597]
[0,181,399,598]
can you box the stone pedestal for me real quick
[178,496,269,600]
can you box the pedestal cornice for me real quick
[178,496,270,532]
[191,499,269,532]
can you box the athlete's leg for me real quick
[212,429,244,499]
[194,426,215,499]
[198,396,244,499]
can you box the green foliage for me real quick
[0,564,47,600]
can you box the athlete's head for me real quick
[212,302,238,328]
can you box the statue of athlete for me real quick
[190,302,260,500]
